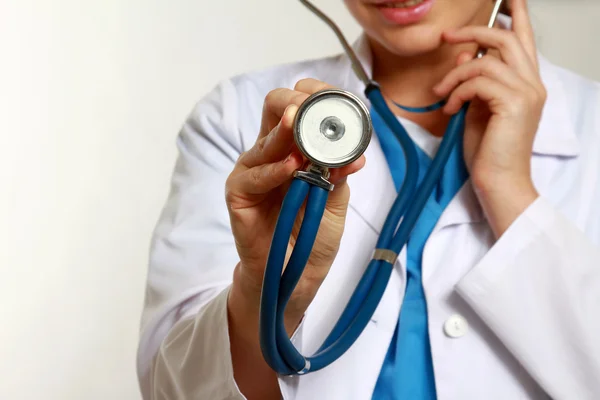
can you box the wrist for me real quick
[473,174,539,239]
[228,264,261,339]
[228,262,305,340]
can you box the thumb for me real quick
[325,178,351,219]
[324,155,366,217]
[226,152,303,210]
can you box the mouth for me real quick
[375,0,428,9]
[370,0,435,25]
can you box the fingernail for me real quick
[286,104,297,117]
[284,153,298,164]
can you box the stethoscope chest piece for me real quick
[293,89,372,168]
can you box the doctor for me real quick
[137,0,600,398]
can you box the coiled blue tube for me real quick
[274,184,329,372]
[393,98,447,113]
[259,85,469,375]
[259,178,311,374]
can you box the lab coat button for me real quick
[444,314,468,338]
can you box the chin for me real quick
[367,25,446,58]
[345,0,493,58]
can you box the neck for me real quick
[370,40,472,137]
[370,39,477,107]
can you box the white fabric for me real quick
[398,117,442,157]
[136,28,600,400]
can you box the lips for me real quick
[371,0,436,25]
[374,0,427,8]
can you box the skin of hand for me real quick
[225,78,365,340]
[433,0,545,239]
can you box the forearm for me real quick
[227,266,305,400]
[456,197,600,399]
[227,278,280,400]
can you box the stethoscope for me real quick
[259,0,505,376]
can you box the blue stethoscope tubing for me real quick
[259,80,470,375]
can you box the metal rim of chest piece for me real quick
[293,89,373,169]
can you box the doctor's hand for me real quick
[434,0,543,239]
[226,79,365,339]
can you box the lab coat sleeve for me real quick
[136,77,248,399]
[456,196,600,400]
[136,77,276,400]
[149,285,244,400]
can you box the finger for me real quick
[259,89,309,139]
[328,155,366,184]
[443,27,537,82]
[325,155,366,216]
[240,104,299,168]
[510,0,539,69]
[294,78,335,95]
[433,56,526,98]
[233,152,304,196]
[456,51,474,66]
[443,76,515,115]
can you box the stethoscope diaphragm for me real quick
[293,89,372,168]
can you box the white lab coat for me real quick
[137,27,600,400]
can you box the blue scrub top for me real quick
[370,107,468,400]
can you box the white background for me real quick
[1,1,598,399]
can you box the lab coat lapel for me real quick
[533,55,580,157]
[339,36,409,324]
[340,35,403,236]
[293,270,402,400]
[291,149,403,398]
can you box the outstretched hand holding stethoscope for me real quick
[226,79,365,333]
[225,0,546,378]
